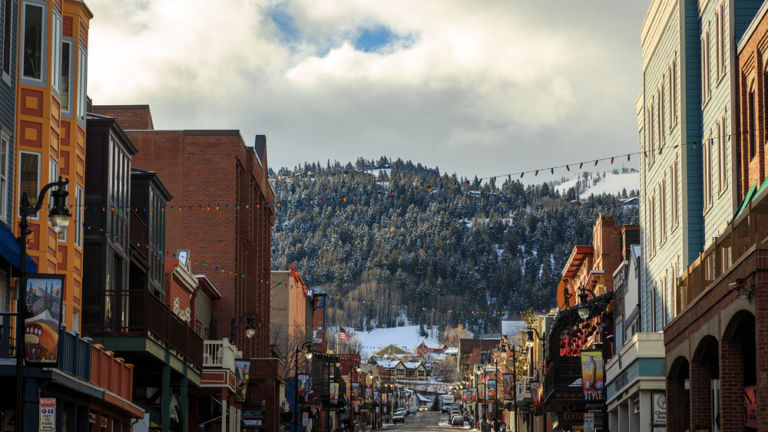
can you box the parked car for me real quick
[451,415,464,426]
[393,411,405,424]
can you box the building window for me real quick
[72,308,79,334]
[660,178,667,245]
[672,158,680,229]
[670,55,677,128]
[749,91,756,159]
[718,114,727,195]
[648,193,656,258]
[660,83,665,142]
[61,40,73,115]
[717,2,725,78]
[704,133,713,210]
[702,27,711,104]
[21,2,45,82]
[19,151,40,218]
[50,11,61,93]
[49,157,67,241]
[2,0,12,81]
[76,45,87,122]
[656,90,662,152]
[74,185,82,247]
[0,131,8,222]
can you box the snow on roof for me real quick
[416,393,431,402]
[403,361,423,369]
[501,321,528,339]
[444,347,459,354]
[354,325,440,357]
[376,359,402,369]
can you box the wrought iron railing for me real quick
[542,356,581,402]
[84,289,203,370]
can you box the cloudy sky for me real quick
[87,0,650,180]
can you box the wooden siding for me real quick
[0,2,17,231]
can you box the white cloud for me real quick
[87,0,648,178]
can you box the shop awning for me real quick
[0,224,36,273]
[735,182,758,219]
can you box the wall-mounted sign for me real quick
[584,412,594,432]
[25,274,64,365]
[39,398,56,432]
[580,351,605,403]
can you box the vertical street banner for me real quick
[478,384,486,401]
[330,382,339,405]
[580,351,605,402]
[298,374,311,403]
[24,274,64,365]
[234,359,251,402]
[487,380,497,399]
[39,398,56,432]
[373,391,380,404]
[351,382,360,400]
[365,388,372,403]
[502,374,515,400]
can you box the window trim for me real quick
[1,0,13,85]
[703,132,713,212]
[76,43,87,124]
[0,130,9,223]
[61,38,73,117]
[20,0,47,86]
[50,10,61,94]
[74,184,82,248]
[18,150,40,220]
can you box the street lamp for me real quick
[294,341,313,432]
[526,327,543,343]
[577,286,597,320]
[230,311,258,341]
[16,177,70,432]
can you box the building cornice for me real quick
[641,0,678,71]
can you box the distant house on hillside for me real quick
[414,342,448,357]
[375,344,409,356]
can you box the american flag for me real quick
[339,327,351,342]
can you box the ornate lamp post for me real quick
[577,285,612,432]
[16,177,70,432]
[230,311,258,341]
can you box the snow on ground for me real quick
[555,171,639,197]
[352,325,441,357]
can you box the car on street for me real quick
[418,406,428,412]
[393,411,405,424]
[451,415,464,426]
[407,406,417,414]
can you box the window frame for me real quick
[61,38,73,117]
[74,184,82,248]
[672,157,680,230]
[703,132,713,211]
[20,0,47,86]
[1,0,13,84]
[18,151,40,219]
[0,130,8,223]
[50,10,61,94]
[76,43,87,124]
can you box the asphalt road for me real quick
[387,411,472,432]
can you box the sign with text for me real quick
[652,392,666,425]
[580,351,605,402]
[39,398,56,432]
[584,412,594,432]
[24,275,64,365]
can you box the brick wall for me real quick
[91,107,275,358]
[93,105,155,130]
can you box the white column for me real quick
[638,392,652,432]
[619,400,629,432]
[222,398,228,432]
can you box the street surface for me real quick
[386,411,472,432]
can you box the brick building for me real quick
[91,104,275,358]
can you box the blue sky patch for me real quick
[354,25,412,53]
[268,5,300,43]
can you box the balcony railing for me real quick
[91,343,134,402]
[676,185,768,316]
[84,289,203,370]
[203,338,241,372]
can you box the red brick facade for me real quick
[92,105,275,358]
[664,248,765,432]
[95,104,155,130]
[737,6,768,201]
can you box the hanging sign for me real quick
[234,359,251,402]
[502,374,515,400]
[330,383,339,405]
[580,351,605,402]
[487,380,497,399]
[298,374,311,404]
[24,274,64,365]
[584,413,594,432]
[39,398,56,432]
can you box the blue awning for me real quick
[0,224,37,273]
